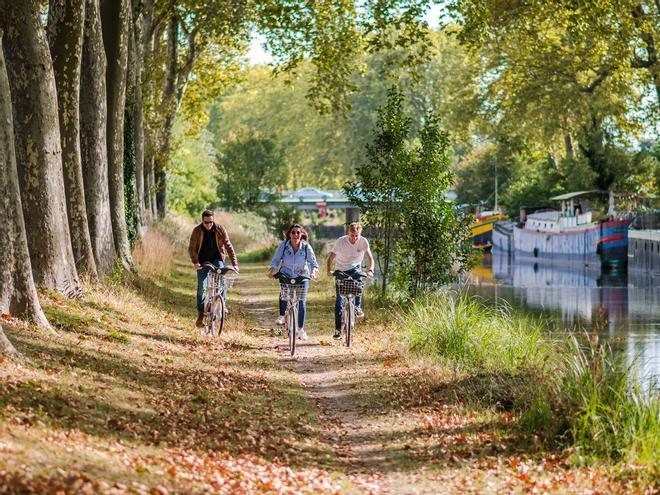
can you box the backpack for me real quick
[278,240,309,269]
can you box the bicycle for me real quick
[274,272,311,356]
[201,263,238,337]
[333,270,367,348]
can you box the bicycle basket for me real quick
[208,272,233,292]
[279,283,307,301]
[336,278,364,297]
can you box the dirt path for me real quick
[230,265,650,495]
[234,267,452,494]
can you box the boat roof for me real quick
[549,190,600,201]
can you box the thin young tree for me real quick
[345,87,411,298]
[395,114,471,296]
[0,0,81,297]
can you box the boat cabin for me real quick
[524,191,598,233]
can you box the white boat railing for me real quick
[526,211,592,232]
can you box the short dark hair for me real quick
[202,210,214,218]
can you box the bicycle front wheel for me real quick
[288,305,298,356]
[202,302,213,336]
[345,298,354,348]
[211,296,225,336]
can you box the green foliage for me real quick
[501,154,565,215]
[445,0,658,201]
[346,86,410,298]
[257,203,303,241]
[206,30,482,191]
[347,86,469,297]
[216,127,286,210]
[402,291,550,372]
[394,113,471,296]
[168,121,219,217]
[254,1,434,114]
[238,244,278,263]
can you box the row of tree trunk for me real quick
[0,0,186,353]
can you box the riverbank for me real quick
[400,292,659,468]
[0,242,656,492]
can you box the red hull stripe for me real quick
[598,234,625,245]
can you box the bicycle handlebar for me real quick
[273,272,312,284]
[332,270,368,280]
[201,262,239,275]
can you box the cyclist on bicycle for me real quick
[267,224,319,341]
[189,210,239,327]
[326,222,374,339]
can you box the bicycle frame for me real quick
[334,272,366,348]
[274,273,310,356]
[202,264,237,337]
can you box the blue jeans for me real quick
[197,260,225,313]
[335,267,362,330]
[279,280,308,328]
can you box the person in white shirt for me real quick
[326,222,374,339]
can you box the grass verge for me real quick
[399,289,660,471]
[0,255,350,493]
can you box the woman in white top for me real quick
[326,222,374,338]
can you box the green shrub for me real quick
[239,244,277,263]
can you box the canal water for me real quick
[464,252,660,388]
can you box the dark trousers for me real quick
[279,280,308,328]
[334,267,362,330]
[197,260,225,313]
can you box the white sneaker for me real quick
[276,316,285,325]
[355,307,365,318]
[298,328,308,341]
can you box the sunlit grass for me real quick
[401,290,551,372]
[399,290,660,467]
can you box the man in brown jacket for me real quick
[189,210,239,327]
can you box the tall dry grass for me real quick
[132,228,176,277]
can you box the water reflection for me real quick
[464,252,660,387]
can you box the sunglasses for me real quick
[203,220,214,225]
[290,231,302,235]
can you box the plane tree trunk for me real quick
[80,0,117,274]
[0,28,51,343]
[101,0,134,270]
[0,0,81,298]
[48,0,98,280]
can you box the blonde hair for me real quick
[348,222,363,233]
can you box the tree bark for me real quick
[145,153,157,218]
[0,325,18,358]
[1,0,82,298]
[0,28,50,329]
[131,0,146,227]
[154,13,179,219]
[47,0,99,280]
[101,0,134,270]
[564,133,575,160]
[80,0,117,274]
